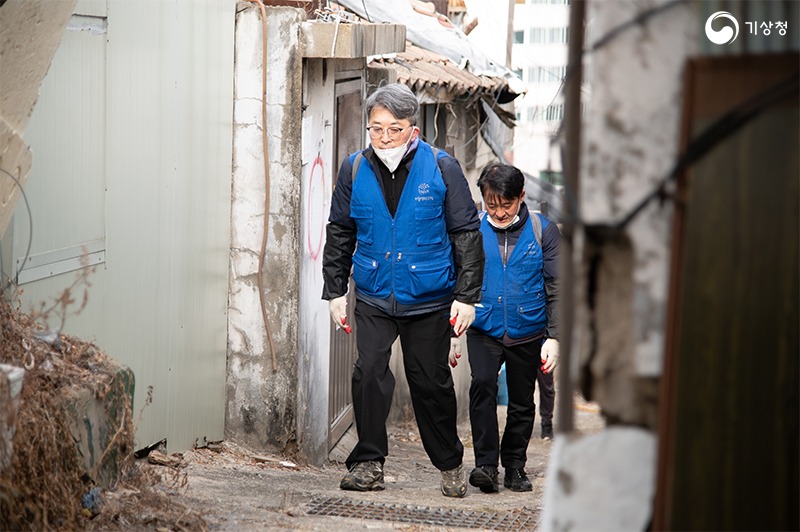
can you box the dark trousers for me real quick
[346,300,464,471]
[466,331,554,469]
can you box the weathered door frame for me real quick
[327,73,364,450]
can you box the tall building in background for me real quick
[511,0,569,188]
[460,0,569,217]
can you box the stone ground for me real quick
[166,395,604,531]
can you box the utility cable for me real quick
[361,0,371,22]
[539,0,691,222]
[0,167,34,289]
[583,71,799,238]
[549,0,688,141]
[245,0,278,373]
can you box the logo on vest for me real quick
[416,182,434,202]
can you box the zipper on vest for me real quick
[391,218,397,314]
[502,232,508,331]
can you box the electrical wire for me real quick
[532,0,691,222]
[588,0,686,54]
[245,0,278,373]
[583,71,799,237]
[0,166,34,289]
[548,0,688,141]
[361,0,371,22]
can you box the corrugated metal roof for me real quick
[369,42,510,99]
[449,0,467,11]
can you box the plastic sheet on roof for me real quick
[335,0,525,97]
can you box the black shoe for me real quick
[541,420,553,441]
[469,465,499,493]
[504,467,532,492]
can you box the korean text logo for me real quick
[705,10,789,44]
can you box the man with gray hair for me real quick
[322,83,484,497]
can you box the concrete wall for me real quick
[541,1,699,530]
[227,5,305,452]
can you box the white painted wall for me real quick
[297,58,336,463]
[227,5,305,451]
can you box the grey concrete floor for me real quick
[170,397,603,531]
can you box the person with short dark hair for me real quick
[466,162,560,494]
[322,83,485,497]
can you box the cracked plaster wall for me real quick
[541,2,700,530]
[227,5,304,452]
[575,0,699,427]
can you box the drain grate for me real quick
[306,496,538,530]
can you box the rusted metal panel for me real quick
[369,43,510,99]
[656,53,799,531]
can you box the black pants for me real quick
[466,331,554,469]
[346,300,464,471]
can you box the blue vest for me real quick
[471,213,548,339]
[349,142,455,305]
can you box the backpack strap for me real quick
[529,211,543,248]
[351,151,365,182]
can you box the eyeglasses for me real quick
[366,126,407,139]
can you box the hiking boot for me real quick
[541,420,554,441]
[469,465,499,493]
[340,460,385,491]
[441,463,467,498]
[504,467,532,492]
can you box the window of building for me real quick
[526,26,569,45]
[545,103,564,122]
[527,65,566,84]
[514,30,524,44]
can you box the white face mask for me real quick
[487,213,520,229]
[373,132,413,173]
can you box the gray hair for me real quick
[364,83,419,125]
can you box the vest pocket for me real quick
[352,253,380,294]
[407,258,452,298]
[516,299,546,328]
[473,302,493,331]
[414,205,445,246]
[350,204,374,245]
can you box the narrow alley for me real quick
[163,398,603,530]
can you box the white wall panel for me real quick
[104,0,234,452]
[13,8,108,342]
[13,0,234,453]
